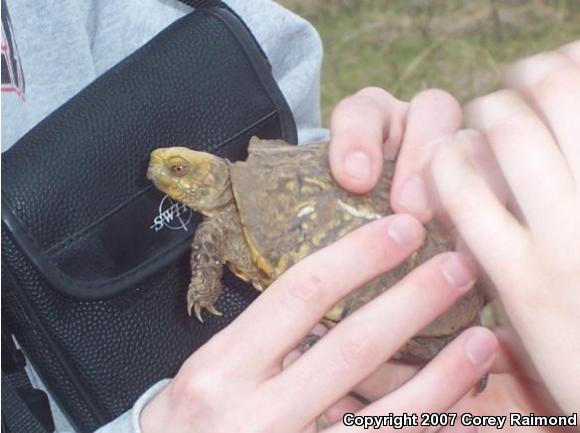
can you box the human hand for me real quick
[140,215,496,433]
[429,40,580,416]
[326,41,580,428]
[327,86,462,222]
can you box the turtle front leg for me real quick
[188,219,225,322]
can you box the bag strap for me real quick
[1,323,55,433]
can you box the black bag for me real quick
[1,1,297,431]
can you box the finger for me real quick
[326,362,419,426]
[328,327,497,433]
[353,361,419,401]
[323,395,365,426]
[429,132,530,294]
[265,251,477,425]
[391,328,496,416]
[329,87,408,193]
[391,89,463,222]
[503,51,580,178]
[433,130,513,234]
[302,422,318,433]
[218,214,425,378]
[466,90,575,226]
[491,324,541,378]
[464,131,532,254]
[459,129,509,210]
[559,40,580,66]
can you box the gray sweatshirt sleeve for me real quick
[1,0,327,150]
[7,1,325,432]
[93,380,171,433]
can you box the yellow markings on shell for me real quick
[304,176,329,190]
[407,251,419,266]
[274,255,289,278]
[298,176,329,195]
[285,179,298,192]
[300,186,316,194]
[296,202,316,218]
[325,301,347,322]
[312,225,328,246]
[297,205,314,218]
[293,243,311,262]
[337,199,382,220]
[241,226,274,276]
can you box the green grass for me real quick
[279,0,580,122]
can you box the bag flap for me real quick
[1,4,296,300]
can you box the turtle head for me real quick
[147,147,232,216]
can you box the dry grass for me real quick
[277,0,580,122]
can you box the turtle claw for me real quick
[194,304,204,323]
[206,304,222,317]
[186,298,205,323]
[189,302,222,323]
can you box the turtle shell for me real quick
[230,137,392,279]
[229,137,483,360]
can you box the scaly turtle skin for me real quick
[147,137,484,362]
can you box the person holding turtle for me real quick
[2,0,579,430]
[140,41,580,433]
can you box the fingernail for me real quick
[398,175,430,215]
[344,151,371,181]
[465,328,497,368]
[387,214,424,245]
[440,254,476,289]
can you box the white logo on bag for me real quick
[150,195,192,232]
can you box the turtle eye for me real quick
[171,164,187,176]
